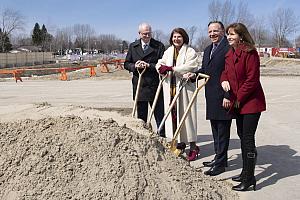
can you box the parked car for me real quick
[287,52,296,58]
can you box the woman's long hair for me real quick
[169,28,189,46]
[226,23,255,51]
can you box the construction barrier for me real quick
[0,58,125,82]
[98,58,125,73]
[0,66,97,82]
[0,69,24,82]
[113,59,125,70]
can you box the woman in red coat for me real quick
[220,23,266,191]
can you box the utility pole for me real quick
[294,30,296,48]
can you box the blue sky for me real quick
[0,0,299,41]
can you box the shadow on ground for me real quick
[197,135,300,190]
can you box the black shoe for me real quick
[232,177,256,191]
[204,166,225,176]
[203,159,228,167]
[232,171,245,182]
[176,142,186,150]
[203,159,215,167]
[232,175,243,182]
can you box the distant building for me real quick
[9,45,41,53]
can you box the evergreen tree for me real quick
[0,28,12,52]
[32,23,42,46]
[31,23,53,51]
[121,40,129,52]
[41,24,53,51]
[41,24,47,38]
[3,34,12,52]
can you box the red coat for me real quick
[220,44,266,114]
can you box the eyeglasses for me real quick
[140,32,152,36]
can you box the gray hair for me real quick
[138,22,152,32]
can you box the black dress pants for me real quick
[236,113,261,155]
[210,119,232,167]
[137,97,165,137]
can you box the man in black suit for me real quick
[124,22,165,137]
[195,21,232,176]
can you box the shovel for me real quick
[131,67,146,118]
[145,74,168,130]
[157,77,189,135]
[166,73,210,156]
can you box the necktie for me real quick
[143,44,149,52]
[210,43,218,59]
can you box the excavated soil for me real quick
[0,112,239,200]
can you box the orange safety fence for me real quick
[0,69,24,82]
[99,58,125,73]
[112,59,125,70]
[0,59,125,82]
[0,65,97,82]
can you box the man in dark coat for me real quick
[124,22,165,137]
[195,21,232,176]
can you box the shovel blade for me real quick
[168,140,182,157]
[144,123,152,131]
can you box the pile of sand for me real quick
[0,109,238,200]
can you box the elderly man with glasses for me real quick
[124,22,166,137]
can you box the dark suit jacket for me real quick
[196,37,232,120]
[124,38,165,101]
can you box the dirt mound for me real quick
[0,116,238,200]
[260,57,300,66]
[260,58,300,76]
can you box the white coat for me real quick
[156,44,199,143]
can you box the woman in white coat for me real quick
[156,28,200,161]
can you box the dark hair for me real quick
[226,22,255,51]
[208,21,225,30]
[169,28,189,46]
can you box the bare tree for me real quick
[73,24,95,50]
[208,0,235,27]
[0,8,25,51]
[96,34,122,53]
[53,27,74,54]
[208,0,222,21]
[235,1,254,28]
[296,34,300,47]
[185,26,197,46]
[152,29,168,45]
[221,0,235,27]
[13,34,32,46]
[270,8,299,47]
[0,8,25,35]
[251,17,268,48]
[194,27,211,52]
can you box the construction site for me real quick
[0,56,300,200]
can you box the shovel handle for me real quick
[157,78,188,134]
[170,74,210,149]
[131,67,147,118]
[147,74,167,125]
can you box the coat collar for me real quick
[168,44,188,65]
[132,38,157,57]
[209,36,228,60]
[164,44,189,66]
[226,43,250,63]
